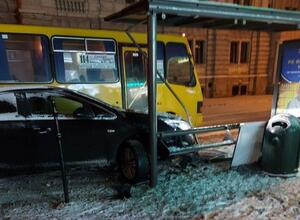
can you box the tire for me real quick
[118,140,149,182]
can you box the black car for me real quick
[0,86,195,181]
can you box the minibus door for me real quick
[122,47,148,113]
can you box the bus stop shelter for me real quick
[105,0,300,187]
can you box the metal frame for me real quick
[158,123,240,138]
[106,0,300,187]
[148,0,300,25]
[271,44,283,117]
[52,36,117,54]
[147,12,157,187]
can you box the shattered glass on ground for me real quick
[0,157,284,219]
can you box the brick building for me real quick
[0,0,300,97]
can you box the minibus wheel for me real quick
[118,140,149,182]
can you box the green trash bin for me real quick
[261,113,300,175]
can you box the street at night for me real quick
[1,0,300,219]
[203,95,272,126]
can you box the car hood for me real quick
[120,110,192,132]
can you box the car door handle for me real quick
[33,127,52,134]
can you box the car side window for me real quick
[52,96,86,118]
[0,92,18,119]
[51,95,114,119]
[26,93,52,117]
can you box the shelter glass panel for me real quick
[275,40,300,117]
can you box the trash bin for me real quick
[261,113,300,175]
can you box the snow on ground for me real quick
[204,177,300,220]
[0,156,286,219]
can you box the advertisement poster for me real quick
[276,41,300,117]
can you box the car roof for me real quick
[0,85,122,111]
[0,86,64,93]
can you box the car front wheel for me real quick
[118,140,149,182]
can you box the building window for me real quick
[230,41,250,64]
[125,0,136,4]
[240,42,250,63]
[195,40,205,64]
[55,0,87,13]
[231,85,247,96]
[285,7,298,11]
[233,0,251,5]
[241,85,247,95]
[230,41,239,64]
[232,85,239,96]
[243,0,251,6]
[201,86,205,96]
[188,39,193,54]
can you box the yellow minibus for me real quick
[0,24,203,126]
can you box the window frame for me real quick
[0,32,53,84]
[52,35,120,84]
[230,41,251,64]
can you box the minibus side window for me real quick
[53,37,118,83]
[166,42,195,86]
[125,51,146,86]
[0,33,51,83]
[124,42,164,81]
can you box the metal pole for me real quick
[148,11,157,187]
[159,123,240,138]
[51,100,69,203]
